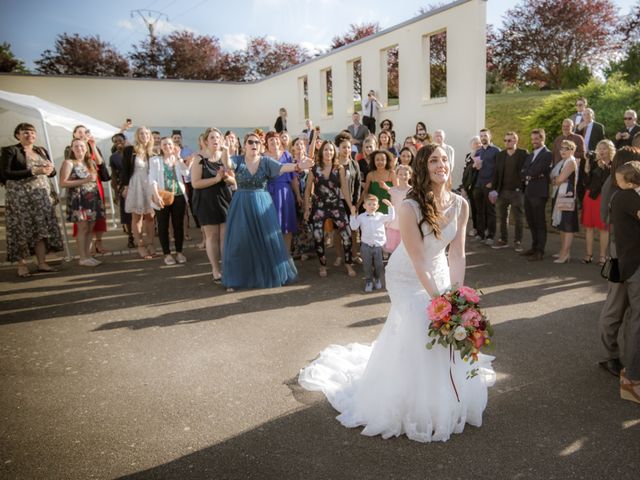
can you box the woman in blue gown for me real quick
[221,132,312,290]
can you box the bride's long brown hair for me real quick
[406,143,452,239]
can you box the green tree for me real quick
[0,42,29,73]
[606,42,640,84]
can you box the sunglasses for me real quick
[624,117,634,120]
[246,140,261,146]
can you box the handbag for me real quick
[555,195,575,211]
[157,189,175,206]
[555,158,578,211]
[601,257,621,283]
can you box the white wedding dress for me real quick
[299,194,495,442]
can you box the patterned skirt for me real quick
[5,176,64,262]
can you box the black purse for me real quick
[601,257,621,283]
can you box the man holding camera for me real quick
[362,90,382,135]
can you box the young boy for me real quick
[349,195,395,292]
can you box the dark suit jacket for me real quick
[615,124,640,149]
[576,122,605,152]
[494,148,528,193]
[0,143,55,184]
[274,116,287,133]
[521,147,552,198]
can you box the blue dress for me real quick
[222,155,298,289]
[267,151,298,234]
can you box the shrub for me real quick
[525,78,640,145]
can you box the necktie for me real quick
[369,101,373,117]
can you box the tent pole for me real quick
[39,110,73,262]
[104,179,117,229]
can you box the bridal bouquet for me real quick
[426,285,493,378]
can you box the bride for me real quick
[299,143,495,443]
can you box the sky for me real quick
[1,0,637,70]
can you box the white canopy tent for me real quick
[0,89,119,260]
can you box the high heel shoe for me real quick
[581,255,593,264]
[598,256,606,266]
[620,369,640,404]
[553,254,570,264]
[333,257,343,267]
[318,266,328,278]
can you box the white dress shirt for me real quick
[349,207,395,247]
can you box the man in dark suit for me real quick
[575,108,606,203]
[520,129,553,261]
[569,97,588,132]
[615,109,640,149]
[492,131,528,251]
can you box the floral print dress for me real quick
[5,153,63,262]
[310,164,352,266]
[65,162,105,223]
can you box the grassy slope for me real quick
[485,90,566,150]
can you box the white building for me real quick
[1,0,487,186]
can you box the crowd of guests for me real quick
[1,96,639,403]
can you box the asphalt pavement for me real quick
[1,225,639,480]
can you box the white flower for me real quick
[454,326,467,341]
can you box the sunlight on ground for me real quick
[622,419,640,429]
[559,437,586,456]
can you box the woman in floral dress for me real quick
[0,123,63,277]
[303,140,357,278]
[60,139,105,267]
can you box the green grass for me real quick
[485,90,570,150]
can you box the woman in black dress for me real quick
[191,127,235,283]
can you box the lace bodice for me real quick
[385,193,463,293]
[232,155,282,191]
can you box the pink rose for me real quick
[458,286,480,304]
[428,296,452,323]
[461,308,482,328]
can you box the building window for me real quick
[321,68,333,117]
[429,30,447,99]
[348,58,362,113]
[381,46,399,107]
[299,75,309,120]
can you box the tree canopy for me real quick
[493,0,618,89]
[35,34,130,77]
[0,43,29,74]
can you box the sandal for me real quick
[620,369,640,404]
[94,245,110,254]
[137,246,152,260]
[598,256,606,266]
[318,266,328,278]
[17,264,31,278]
[36,263,58,273]
[581,255,593,264]
[345,264,357,277]
[333,257,343,267]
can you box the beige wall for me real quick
[0,0,486,184]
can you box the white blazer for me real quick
[147,155,190,210]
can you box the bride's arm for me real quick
[399,203,440,297]
[448,198,469,288]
